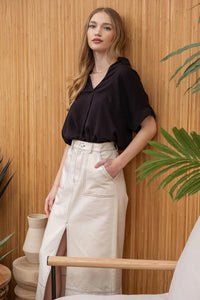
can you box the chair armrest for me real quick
[47,256,177,271]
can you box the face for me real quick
[87,12,115,54]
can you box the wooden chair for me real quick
[47,216,200,300]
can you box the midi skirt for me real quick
[36,140,128,299]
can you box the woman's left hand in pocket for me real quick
[94,158,120,178]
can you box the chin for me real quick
[90,46,108,52]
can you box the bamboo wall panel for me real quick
[0,0,199,298]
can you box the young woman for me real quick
[36,7,156,300]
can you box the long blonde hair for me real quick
[67,7,126,105]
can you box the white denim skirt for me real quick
[36,140,128,299]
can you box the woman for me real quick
[36,7,156,300]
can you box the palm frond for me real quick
[0,160,11,184]
[176,58,200,87]
[160,127,190,157]
[191,131,200,148]
[0,249,15,263]
[184,78,200,94]
[0,232,15,262]
[172,127,200,159]
[0,173,15,198]
[161,36,200,94]
[147,141,182,157]
[137,127,200,200]
[192,82,200,93]
[169,169,199,199]
[0,232,14,247]
[157,164,200,191]
[142,162,192,188]
[0,158,14,199]
[160,43,200,62]
[170,51,200,81]
[137,159,188,184]
[175,176,200,199]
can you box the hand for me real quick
[95,158,121,178]
[45,184,59,218]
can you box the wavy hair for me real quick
[67,7,126,105]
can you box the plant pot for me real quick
[23,214,47,264]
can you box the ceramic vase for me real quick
[23,214,47,264]
[13,257,39,291]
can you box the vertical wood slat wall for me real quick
[0,0,199,298]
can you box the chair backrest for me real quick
[168,216,200,300]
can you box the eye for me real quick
[104,26,112,31]
[88,24,95,29]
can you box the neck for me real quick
[93,52,117,73]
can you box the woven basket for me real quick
[0,285,9,300]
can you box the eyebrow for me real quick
[89,21,113,26]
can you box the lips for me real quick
[92,38,103,43]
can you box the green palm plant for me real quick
[137,127,200,201]
[161,4,200,94]
[0,233,14,263]
[0,158,14,198]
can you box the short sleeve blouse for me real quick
[62,57,155,150]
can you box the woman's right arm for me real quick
[45,144,70,218]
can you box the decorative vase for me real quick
[13,257,39,291]
[23,214,47,264]
[14,285,35,300]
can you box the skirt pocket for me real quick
[99,149,120,180]
[84,150,117,197]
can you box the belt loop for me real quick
[90,143,93,153]
[87,142,92,153]
[71,140,74,149]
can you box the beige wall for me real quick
[0,0,199,298]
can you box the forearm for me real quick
[116,116,157,170]
[53,144,70,187]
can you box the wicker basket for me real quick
[0,285,9,300]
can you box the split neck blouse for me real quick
[62,57,155,150]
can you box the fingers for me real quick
[94,158,119,178]
[95,159,112,169]
[44,201,49,218]
[45,197,54,218]
[45,203,50,218]
[94,159,107,168]
[45,205,52,219]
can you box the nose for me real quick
[94,26,102,36]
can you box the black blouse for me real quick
[62,57,155,150]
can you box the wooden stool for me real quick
[0,264,11,300]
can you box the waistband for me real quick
[71,140,117,152]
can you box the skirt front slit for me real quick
[36,140,128,299]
